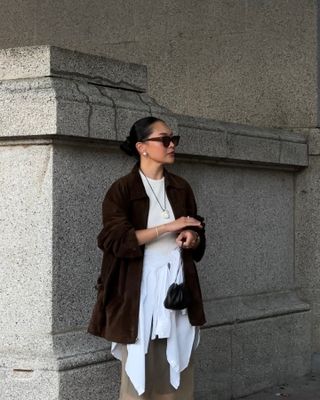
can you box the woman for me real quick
[88,117,206,400]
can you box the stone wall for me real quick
[296,129,320,358]
[0,46,311,400]
[0,0,317,128]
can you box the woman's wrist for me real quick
[154,224,165,238]
[193,231,200,247]
[155,226,160,238]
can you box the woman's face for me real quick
[139,121,176,165]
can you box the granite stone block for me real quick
[1,359,120,400]
[195,326,232,400]
[226,132,281,165]
[55,80,116,139]
[204,290,309,327]
[0,78,57,136]
[298,128,320,155]
[0,46,147,92]
[231,312,311,398]
[178,126,228,159]
[0,368,58,400]
[176,114,308,167]
[297,288,320,353]
[0,145,53,355]
[172,161,295,298]
[59,359,120,400]
[296,157,320,289]
[280,140,309,167]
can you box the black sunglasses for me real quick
[142,135,180,147]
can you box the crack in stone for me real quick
[96,86,118,140]
[50,70,145,93]
[73,82,93,137]
[37,147,52,195]
[137,93,153,116]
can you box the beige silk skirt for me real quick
[118,339,194,400]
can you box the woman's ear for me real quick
[136,142,146,157]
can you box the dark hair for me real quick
[120,116,164,158]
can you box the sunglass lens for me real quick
[161,135,180,147]
[172,136,180,146]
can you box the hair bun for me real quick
[120,136,135,157]
[120,117,164,159]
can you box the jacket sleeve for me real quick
[97,181,143,259]
[185,183,206,262]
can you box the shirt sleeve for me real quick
[97,181,143,259]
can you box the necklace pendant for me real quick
[162,210,170,219]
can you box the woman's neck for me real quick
[139,159,164,180]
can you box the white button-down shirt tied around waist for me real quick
[111,247,199,395]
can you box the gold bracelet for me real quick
[155,226,159,237]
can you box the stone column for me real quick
[296,130,320,367]
[0,45,176,400]
[287,2,320,372]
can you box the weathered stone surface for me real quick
[176,115,308,167]
[231,312,311,398]
[0,66,176,141]
[0,46,309,170]
[59,359,120,400]
[0,46,147,91]
[195,311,311,399]
[173,161,296,298]
[296,163,320,289]
[296,287,320,353]
[1,358,120,400]
[204,290,309,327]
[0,368,59,400]
[0,79,57,136]
[195,326,232,400]
[0,145,53,357]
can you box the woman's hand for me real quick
[165,216,202,233]
[176,230,200,249]
[135,216,202,246]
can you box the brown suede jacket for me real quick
[87,163,206,343]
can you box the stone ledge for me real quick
[0,135,308,171]
[176,114,308,168]
[0,46,147,92]
[177,114,306,143]
[204,290,310,327]
[0,132,308,171]
[0,77,173,139]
